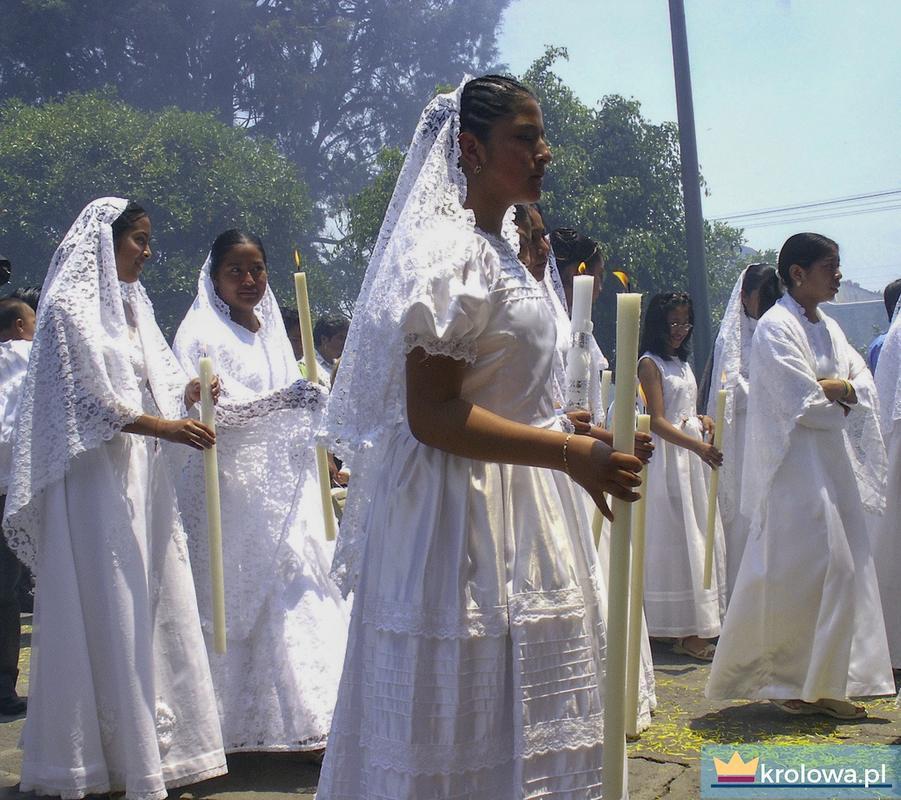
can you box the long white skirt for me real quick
[316,425,616,800]
[707,425,894,701]
[203,529,349,751]
[642,419,726,638]
[870,427,901,667]
[20,434,225,800]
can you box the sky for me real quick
[497,0,901,293]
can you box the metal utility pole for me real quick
[668,0,712,371]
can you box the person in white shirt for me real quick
[0,294,35,716]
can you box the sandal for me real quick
[771,698,867,720]
[673,637,716,661]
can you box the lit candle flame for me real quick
[638,383,648,409]
[612,270,630,289]
[720,370,727,389]
[293,248,301,269]
[578,261,588,275]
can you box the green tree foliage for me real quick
[0,0,509,213]
[0,92,315,331]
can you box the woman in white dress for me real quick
[707,232,894,719]
[638,292,726,660]
[522,212,658,732]
[705,264,782,602]
[316,76,643,800]
[2,198,227,799]
[172,229,346,753]
[872,293,901,667]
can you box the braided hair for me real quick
[460,75,537,142]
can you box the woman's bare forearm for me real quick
[650,416,700,452]
[410,396,570,471]
[122,415,163,438]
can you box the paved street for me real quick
[2,618,898,799]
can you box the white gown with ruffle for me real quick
[639,353,726,638]
[317,230,617,800]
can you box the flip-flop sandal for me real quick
[771,700,819,716]
[771,699,867,720]
[672,639,716,661]
[811,699,867,720]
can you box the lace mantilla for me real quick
[323,78,521,597]
[2,198,191,569]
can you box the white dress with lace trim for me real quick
[17,321,225,800]
[316,231,618,800]
[638,353,726,638]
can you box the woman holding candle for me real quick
[316,76,642,799]
[172,229,346,754]
[1,197,227,799]
[637,291,726,661]
[707,233,893,718]
[705,264,782,602]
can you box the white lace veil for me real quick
[323,77,519,595]
[172,252,298,396]
[546,247,568,308]
[707,268,752,523]
[875,294,901,436]
[3,197,189,568]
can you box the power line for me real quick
[739,200,901,229]
[710,188,901,221]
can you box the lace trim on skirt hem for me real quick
[360,586,589,639]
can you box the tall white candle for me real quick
[600,369,613,425]
[293,272,338,542]
[703,387,727,589]
[603,292,642,800]
[570,273,595,332]
[198,355,227,654]
[625,413,651,739]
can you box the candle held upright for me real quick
[293,270,338,543]
[625,413,651,739]
[198,355,227,654]
[703,383,727,589]
[564,267,595,413]
[603,292,642,800]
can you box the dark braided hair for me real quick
[777,233,838,290]
[111,201,148,245]
[741,263,782,319]
[460,75,537,142]
[640,292,694,362]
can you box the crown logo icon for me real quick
[714,752,759,783]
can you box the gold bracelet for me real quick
[841,379,853,401]
[562,432,574,476]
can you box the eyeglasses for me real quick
[669,322,693,331]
